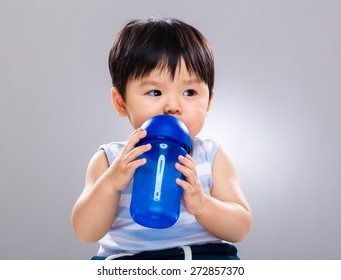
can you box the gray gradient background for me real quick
[1,0,340,259]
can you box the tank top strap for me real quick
[99,142,125,165]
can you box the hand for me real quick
[107,128,151,191]
[175,154,207,215]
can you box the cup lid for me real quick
[140,115,191,153]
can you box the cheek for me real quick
[127,110,158,130]
[124,106,145,129]
[186,114,206,137]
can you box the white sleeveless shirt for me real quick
[97,137,223,257]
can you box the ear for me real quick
[111,87,127,116]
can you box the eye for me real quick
[183,89,197,96]
[147,90,162,97]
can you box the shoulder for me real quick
[213,146,238,177]
[193,137,238,182]
[82,142,124,194]
[99,142,125,165]
[80,149,109,196]
[211,144,241,199]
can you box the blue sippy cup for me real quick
[130,115,191,229]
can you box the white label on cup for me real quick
[154,154,165,201]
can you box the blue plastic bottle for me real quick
[130,115,191,229]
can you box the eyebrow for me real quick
[182,78,202,85]
[138,80,162,87]
[138,78,202,87]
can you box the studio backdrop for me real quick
[1,0,340,259]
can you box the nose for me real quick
[163,95,182,115]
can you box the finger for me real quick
[175,162,197,186]
[178,154,195,167]
[176,178,194,192]
[113,145,150,178]
[128,128,147,146]
[126,157,147,173]
[177,155,197,176]
[127,127,143,139]
[121,129,147,155]
[184,154,195,164]
[123,143,151,164]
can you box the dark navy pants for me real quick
[92,243,239,260]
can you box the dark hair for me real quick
[108,17,214,101]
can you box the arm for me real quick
[175,146,252,243]
[71,128,151,243]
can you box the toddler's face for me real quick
[118,60,212,137]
